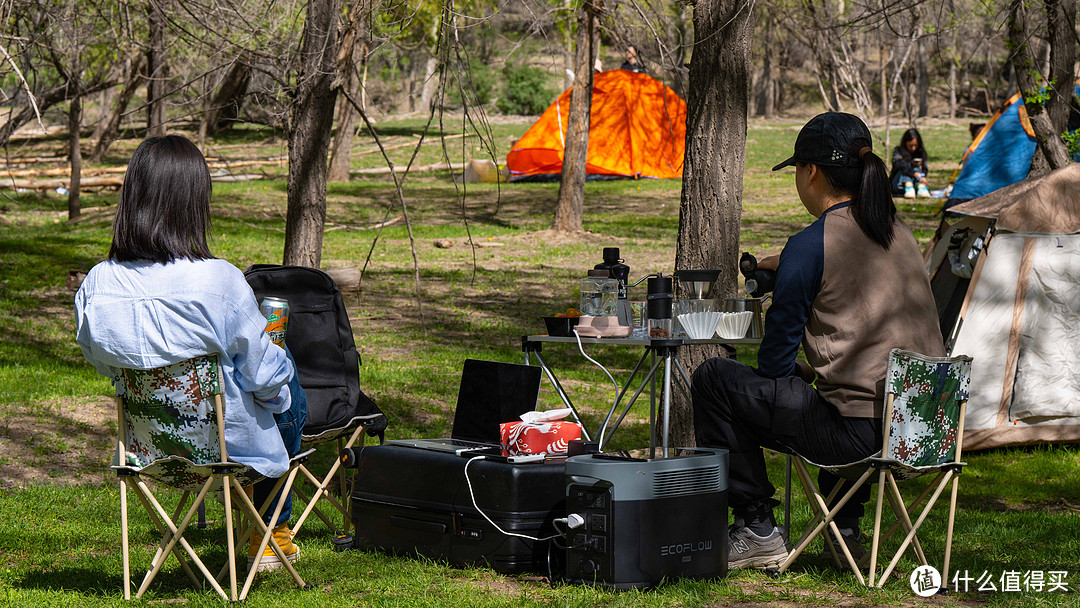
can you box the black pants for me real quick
[691,357,881,527]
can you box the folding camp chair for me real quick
[778,348,972,589]
[290,418,383,543]
[113,354,308,601]
[244,264,387,545]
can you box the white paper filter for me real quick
[716,311,753,339]
[677,312,723,339]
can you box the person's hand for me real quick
[756,255,780,271]
[795,360,816,384]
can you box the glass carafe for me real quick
[580,271,618,316]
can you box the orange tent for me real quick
[506,70,687,181]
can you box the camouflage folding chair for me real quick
[113,354,308,601]
[778,349,972,589]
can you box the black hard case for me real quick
[351,441,566,573]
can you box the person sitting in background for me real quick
[620,45,644,73]
[74,134,306,572]
[890,128,931,199]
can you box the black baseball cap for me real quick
[772,112,873,171]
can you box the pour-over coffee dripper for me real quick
[674,269,720,300]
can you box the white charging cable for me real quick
[572,328,621,397]
[463,456,561,542]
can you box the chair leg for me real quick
[941,473,961,593]
[238,467,306,601]
[876,471,943,548]
[780,460,873,586]
[222,474,238,602]
[886,475,929,566]
[119,477,131,600]
[292,475,338,532]
[787,460,829,552]
[878,469,955,585]
[130,485,202,590]
[338,435,353,535]
[293,426,364,537]
[133,477,230,600]
[868,468,888,587]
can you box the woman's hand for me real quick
[756,255,780,271]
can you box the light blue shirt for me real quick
[75,257,294,478]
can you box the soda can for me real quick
[260,297,289,347]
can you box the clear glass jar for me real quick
[580,274,619,316]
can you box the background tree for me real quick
[1008,0,1073,174]
[552,0,600,233]
[283,0,341,267]
[671,0,754,447]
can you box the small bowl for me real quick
[543,316,580,337]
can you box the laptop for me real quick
[396,359,542,454]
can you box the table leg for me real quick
[598,355,664,451]
[530,349,593,441]
[597,350,653,449]
[649,350,657,459]
[661,350,674,458]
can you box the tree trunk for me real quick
[200,60,252,137]
[552,2,598,233]
[755,24,774,117]
[146,2,168,137]
[68,93,81,221]
[283,0,340,268]
[948,60,957,119]
[1008,0,1072,174]
[329,6,368,183]
[419,54,439,113]
[1045,0,1076,134]
[917,37,929,118]
[562,0,574,90]
[878,31,887,117]
[671,0,754,448]
[90,86,114,144]
[90,54,144,164]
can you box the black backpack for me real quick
[244,264,386,443]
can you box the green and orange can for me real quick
[260,297,289,347]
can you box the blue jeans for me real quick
[891,170,925,195]
[253,347,307,526]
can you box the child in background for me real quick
[890,128,931,199]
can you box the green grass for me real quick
[1,118,1077,606]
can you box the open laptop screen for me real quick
[450,359,542,444]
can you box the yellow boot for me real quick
[247,522,299,572]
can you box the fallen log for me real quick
[354,132,475,157]
[349,161,466,176]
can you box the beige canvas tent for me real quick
[926,163,1080,450]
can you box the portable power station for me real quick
[564,448,728,589]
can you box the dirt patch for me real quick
[0,396,114,489]
[454,573,524,595]
[722,577,985,607]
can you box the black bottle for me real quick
[595,247,631,299]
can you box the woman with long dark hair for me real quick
[890,128,931,198]
[75,135,305,572]
[691,113,944,570]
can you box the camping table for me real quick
[520,334,760,458]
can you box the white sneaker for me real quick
[728,525,790,570]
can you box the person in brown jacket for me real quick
[692,113,944,570]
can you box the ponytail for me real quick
[818,137,896,249]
